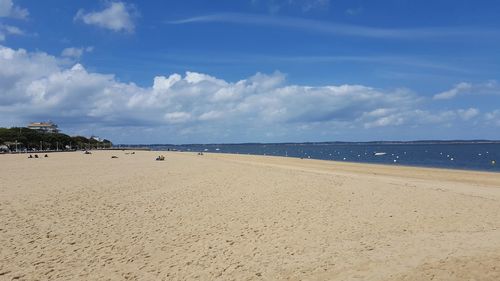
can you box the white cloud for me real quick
[0,44,492,142]
[251,0,330,13]
[75,2,135,33]
[434,81,499,100]
[346,7,363,16]
[61,46,94,59]
[164,112,191,124]
[296,0,330,12]
[0,1,28,41]
[457,108,479,120]
[484,110,500,126]
[361,107,482,129]
[0,23,25,41]
[0,0,28,19]
[433,82,472,100]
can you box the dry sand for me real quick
[1,150,500,280]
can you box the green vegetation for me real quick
[0,127,112,152]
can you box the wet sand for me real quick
[1,151,500,280]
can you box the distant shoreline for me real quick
[117,140,500,147]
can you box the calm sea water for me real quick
[147,143,500,172]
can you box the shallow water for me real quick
[147,143,500,172]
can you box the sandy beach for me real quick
[1,150,500,280]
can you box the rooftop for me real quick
[28,122,58,127]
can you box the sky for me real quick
[0,0,500,144]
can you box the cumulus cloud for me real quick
[0,0,28,19]
[61,46,94,59]
[75,2,136,33]
[0,44,490,142]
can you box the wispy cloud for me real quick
[0,23,24,41]
[61,46,94,59]
[251,0,330,13]
[259,55,469,73]
[434,81,499,100]
[168,13,498,40]
[130,51,469,74]
[345,7,363,16]
[434,82,472,100]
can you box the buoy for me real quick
[393,159,397,163]
[450,158,454,161]
[492,160,496,165]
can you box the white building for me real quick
[27,121,60,133]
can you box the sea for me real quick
[140,142,500,173]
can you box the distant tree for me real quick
[0,127,112,151]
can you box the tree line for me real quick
[0,127,112,151]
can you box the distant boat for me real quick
[374,152,387,156]
[215,148,220,151]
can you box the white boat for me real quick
[373,152,387,156]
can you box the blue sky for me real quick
[1,0,500,143]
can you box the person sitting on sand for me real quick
[34,154,38,158]
[28,154,33,158]
[44,154,48,158]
